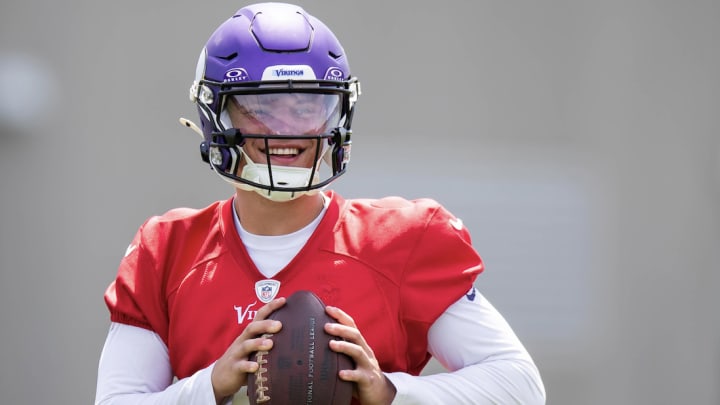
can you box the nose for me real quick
[265,111,304,135]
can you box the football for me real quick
[248,290,354,405]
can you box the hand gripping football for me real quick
[248,290,354,405]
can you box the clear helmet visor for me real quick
[226,92,342,136]
[211,91,347,202]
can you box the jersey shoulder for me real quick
[138,199,226,245]
[339,195,462,236]
[127,198,231,284]
[107,199,232,332]
[331,194,475,271]
[143,200,223,230]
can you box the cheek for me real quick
[230,117,260,133]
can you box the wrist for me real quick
[381,374,397,404]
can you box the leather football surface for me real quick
[248,290,354,404]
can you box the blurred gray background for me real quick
[1,0,719,404]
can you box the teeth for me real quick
[268,147,299,156]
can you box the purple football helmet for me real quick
[189,2,361,201]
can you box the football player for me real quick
[95,3,546,404]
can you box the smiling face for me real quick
[226,92,342,169]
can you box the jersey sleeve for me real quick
[400,201,484,336]
[104,217,170,343]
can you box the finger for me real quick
[254,297,287,321]
[229,358,261,374]
[328,338,373,366]
[324,308,372,356]
[332,356,382,386]
[324,321,361,343]
[212,336,275,398]
[239,319,282,340]
[337,367,364,383]
[235,298,286,341]
[325,305,357,327]
[223,335,275,365]
[243,335,276,356]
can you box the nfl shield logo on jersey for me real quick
[255,279,281,303]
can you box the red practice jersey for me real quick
[105,191,483,380]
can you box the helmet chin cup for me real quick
[241,163,315,191]
[219,170,320,203]
[241,184,320,203]
[209,145,322,202]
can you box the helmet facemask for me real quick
[195,80,357,202]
